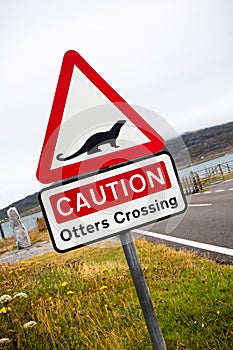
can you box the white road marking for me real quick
[196,188,233,194]
[131,229,233,256]
[188,203,212,207]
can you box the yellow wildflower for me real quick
[202,323,204,328]
[101,268,108,273]
[217,310,220,315]
[67,291,74,295]
[100,285,108,292]
[19,261,26,265]
[0,307,11,314]
[61,281,68,287]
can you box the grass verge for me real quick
[0,229,50,255]
[0,239,232,349]
[200,171,233,187]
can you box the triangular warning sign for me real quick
[37,50,164,184]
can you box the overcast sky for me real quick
[0,0,233,210]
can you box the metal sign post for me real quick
[120,231,167,350]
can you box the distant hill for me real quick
[0,193,40,221]
[0,121,232,221]
[167,121,233,167]
[181,121,233,160]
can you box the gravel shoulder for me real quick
[0,241,55,264]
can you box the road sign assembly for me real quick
[37,50,187,350]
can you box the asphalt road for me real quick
[134,179,233,264]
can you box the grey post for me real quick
[7,207,31,249]
[120,231,167,350]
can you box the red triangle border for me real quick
[37,50,164,184]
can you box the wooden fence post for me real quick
[184,176,192,194]
[190,171,199,193]
[195,172,203,191]
[218,164,224,180]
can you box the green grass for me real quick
[200,171,233,187]
[0,240,232,349]
[0,228,50,254]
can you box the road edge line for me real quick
[131,229,233,256]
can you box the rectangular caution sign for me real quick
[39,152,187,253]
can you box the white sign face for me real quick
[52,67,150,169]
[39,152,187,253]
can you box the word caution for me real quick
[50,161,170,224]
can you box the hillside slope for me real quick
[0,193,39,221]
[182,121,233,161]
[167,121,233,166]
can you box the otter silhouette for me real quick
[56,120,126,161]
